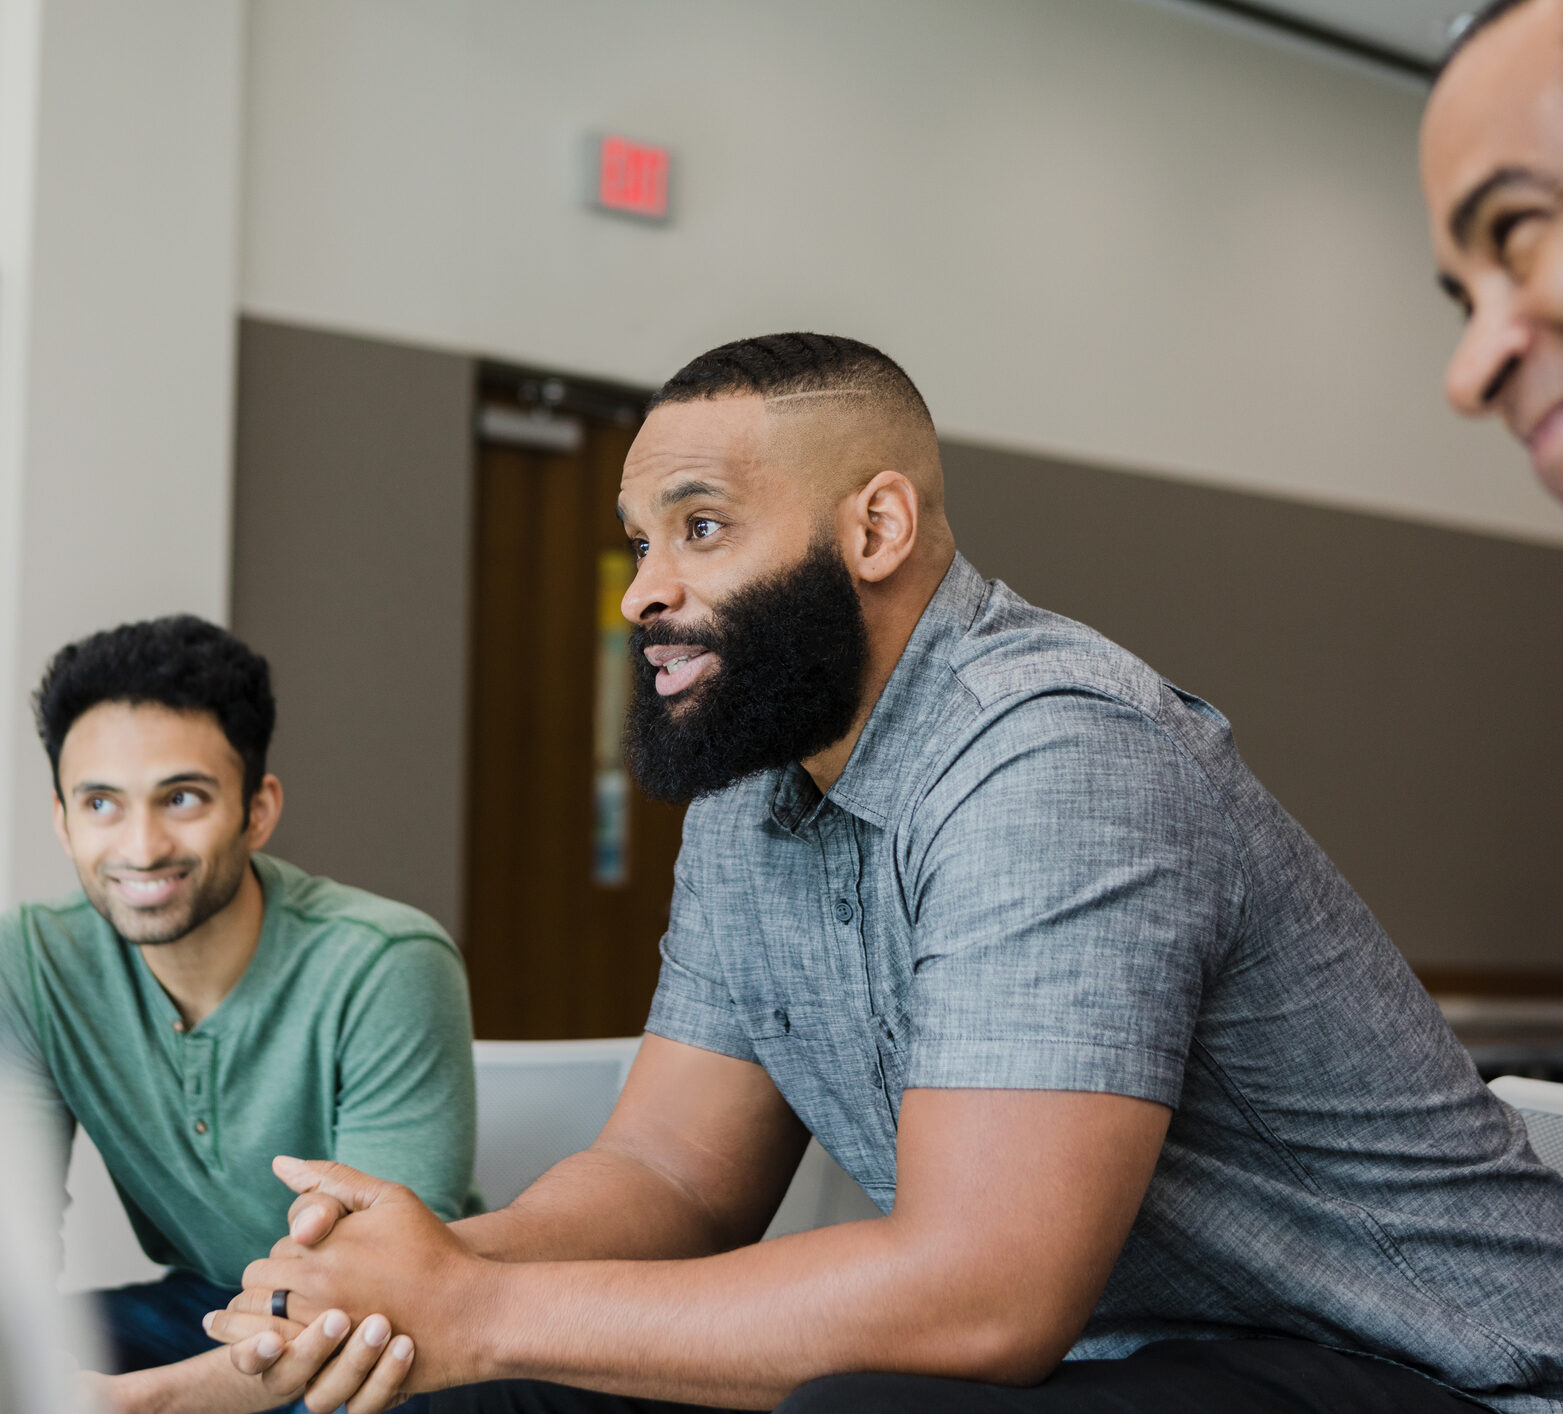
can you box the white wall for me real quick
[0,0,244,910]
[240,0,1563,549]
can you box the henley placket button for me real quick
[833,900,853,923]
[172,1019,186,1033]
[193,1120,208,1135]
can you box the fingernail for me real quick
[363,1314,390,1347]
[391,1336,414,1361]
[202,1312,216,1334]
[256,1333,282,1360]
[322,1310,349,1340]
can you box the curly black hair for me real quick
[33,615,275,806]
[647,331,933,426]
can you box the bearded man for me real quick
[212,335,1562,1414]
[1423,0,1563,507]
[0,615,479,1414]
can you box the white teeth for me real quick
[122,877,176,894]
[664,656,689,672]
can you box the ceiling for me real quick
[1195,0,1481,69]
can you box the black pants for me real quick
[429,1338,1485,1414]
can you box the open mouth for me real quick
[646,644,716,698]
[108,870,190,909]
[1525,400,1563,470]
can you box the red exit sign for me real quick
[592,134,671,222]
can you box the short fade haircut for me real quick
[1437,0,1540,79]
[647,332,934,427]
[33,615,276,807]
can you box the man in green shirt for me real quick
[0,615,479,1414]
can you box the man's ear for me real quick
[51,793,72,861]
[245,775,285,852]
[845,470,919,584]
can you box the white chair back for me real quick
[471,1037,880,1235]
[472,1038,640,1208]
[1489,1075,1563,1173]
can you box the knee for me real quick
[776,1372,927,1414]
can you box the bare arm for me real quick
[92,1343,330,1414]
[451,1035,811,1262]
[214,1071,1169,1410]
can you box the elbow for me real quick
[935,1312,1070,1388]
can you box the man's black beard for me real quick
[625,537,870,804]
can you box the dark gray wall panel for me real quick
[230,316,1562,977]
[232,318,474,935]
[943,440,1563,978]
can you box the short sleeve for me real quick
[904,692,1244,1106]
[644,839,757,1064]
[333,936,478,1220]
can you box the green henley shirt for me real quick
[0,853,480,1289]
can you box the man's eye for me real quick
[1493,209,1547,263]
[169,790,198,809]
[631,538,649,561]
[690,518,720,540]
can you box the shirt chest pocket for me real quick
[741,1000,906,1197]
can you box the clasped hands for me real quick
[204,1155,486,1414]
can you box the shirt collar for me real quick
[761,552,986,833]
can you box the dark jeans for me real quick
[91,1268,235,1375]
[429,1338,1487,1414]
[88,1269,431,1414]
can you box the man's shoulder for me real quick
[257,855,458,958]
[1,890,106,959]
[948,575,1167,720]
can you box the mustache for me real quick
[99,857,200,875]
[629,616,729,659]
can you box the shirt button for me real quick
[773,1008,790,1032]
[833,900,853,923]
[172,1019,187,1033]
[193,1120,208,1135]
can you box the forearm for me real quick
[458,1216,1058,1408]
[453,1146,737,1263]
[104,1347,288,1414]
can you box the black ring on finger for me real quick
[270,1288,291,1320]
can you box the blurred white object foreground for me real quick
[1,1084,101,1413]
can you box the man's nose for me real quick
[621,547,684,624]
[122,805,174,866]
[1445,294,1529,418]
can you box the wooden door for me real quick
[464,388,686,1038]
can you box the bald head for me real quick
[1421,0,1563,502]
[1435,0,1544,83]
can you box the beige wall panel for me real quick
[0,0,243,910]
[239,0,1563,547]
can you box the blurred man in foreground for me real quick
[1423,0,1563,505]
[213,336,1562,1413]
[0,616,479,1414]
[0,1081,100,1413]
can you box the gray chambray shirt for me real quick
[645,554,1563,1412]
